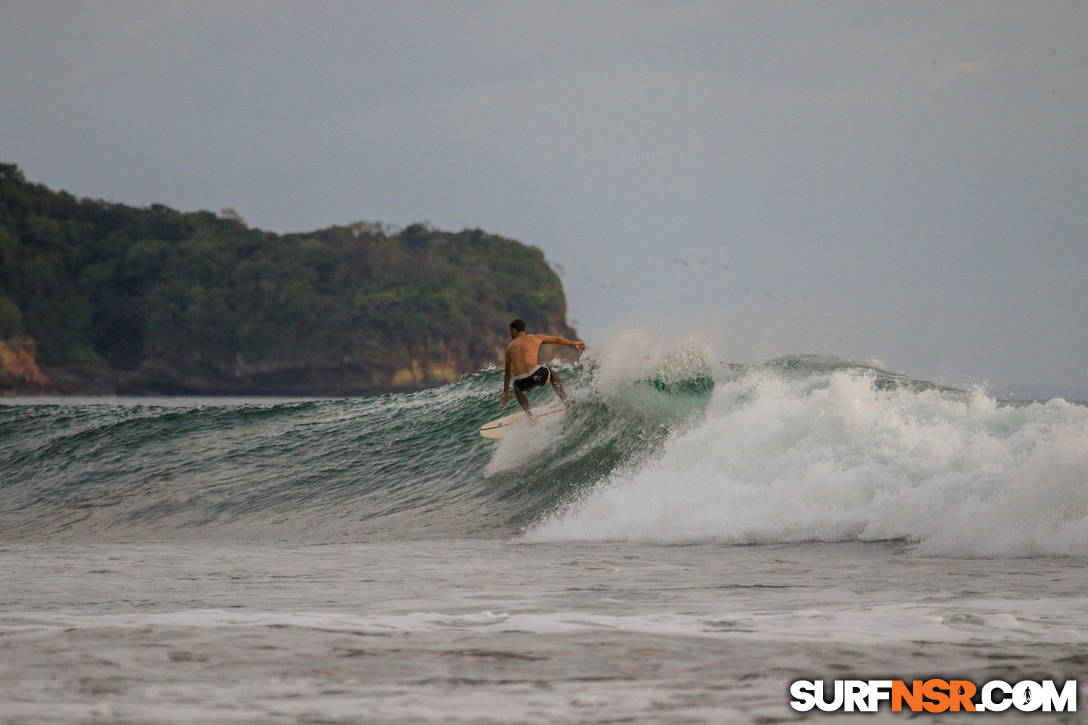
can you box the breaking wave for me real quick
[3,334,1085,556]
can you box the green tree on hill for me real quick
[0,163,575,393]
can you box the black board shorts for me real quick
[513,365,550,392]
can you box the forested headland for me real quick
[0,164,576,394]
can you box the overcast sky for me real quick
[3,1,1085,394]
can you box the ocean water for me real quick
[2,337,1087,723]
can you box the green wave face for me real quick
[10,349,1080,555]
[0,355,715,542]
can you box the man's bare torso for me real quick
[505,335,548,377]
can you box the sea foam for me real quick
[528,368,1088,557]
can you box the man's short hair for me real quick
[509,318,526,332]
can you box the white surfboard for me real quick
[479,400,573,439]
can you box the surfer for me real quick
[501,318,586,422]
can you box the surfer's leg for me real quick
[548,368,571,407]
[514,386,536,423]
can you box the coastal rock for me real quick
[0,339,52,393]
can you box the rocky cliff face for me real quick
[115,319,580,395]
[13,319,580,396]
[0,339,52,393]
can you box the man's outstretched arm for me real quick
[533,335,587,351]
